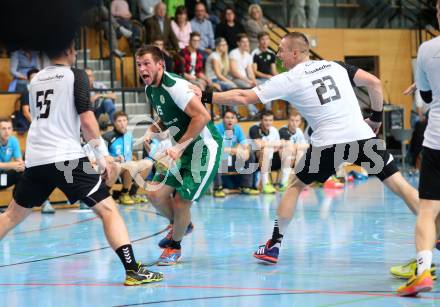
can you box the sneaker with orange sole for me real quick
[157,247,181,266]
[323,176,345,189]
[397,269,434,296]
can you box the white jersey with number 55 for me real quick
[253,60,375,147]
[26,65,90,167]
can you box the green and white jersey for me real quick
[145,71,222,201]
[145,71,222,149]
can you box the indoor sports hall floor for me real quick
[1,176,438,306]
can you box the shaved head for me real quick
[283,32,310,53]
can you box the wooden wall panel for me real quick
[343,29,380,55]
[0,58,12,91]
[0,94,20,117]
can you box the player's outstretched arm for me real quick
[209,89,261,106]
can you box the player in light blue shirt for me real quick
[0,118,24,192]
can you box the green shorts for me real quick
[152,140,221,202]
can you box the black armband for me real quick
[370,110,383,123]
[201,89,213,104]
[420,90,433,104]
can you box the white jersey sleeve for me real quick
[253,72,293,104]
[163,72,195,111]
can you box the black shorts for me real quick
[295,137,399,185]
[419,147,440,200]
[14,157,110,208]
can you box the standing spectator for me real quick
[152,37,175,72]
[205,37,237,91]
[190,2,215,55]
[102,111,140,205]
[85,68,117,126]
[144,2,179,51]
[251,31,278,111]
[278,112,307,190]
[137,0,160,22]
[244,4,272,51]
[171,5,192,49]
[9,50,40,93]
[289,0,320,28]
[175,32,218,91]
[111,0,141,46]
[80,5,132,52]
[229,33,259,118]
[249,111,281,194]
[215,7,245,50]
[213,110,259,197]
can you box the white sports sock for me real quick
[280,168,290,185]
[417,250,432,276]
[262,173,269,186]
[277,217,291,235]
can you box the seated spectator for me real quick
[0,118,24,191]
[111,0,142,47]
[278,112,308,190]
[0,118,55,212]
[152,37,175,72]
[251,31,278,111]
[171,6,192,49]
[244,4,271,51]
[186,0,208,20]
[144,2,179,51]
[249,110,281,194]
[213,110,259,197]
[103,111,147,205]
[9,49,40,93]
[85,68,117,126]
[229,33,259,118]
[205,37,237,91]
[251,31,277,82]
[175,32,219,91]
[215,7,245,50]
[190,2,215,55]
[137,0,160,22]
